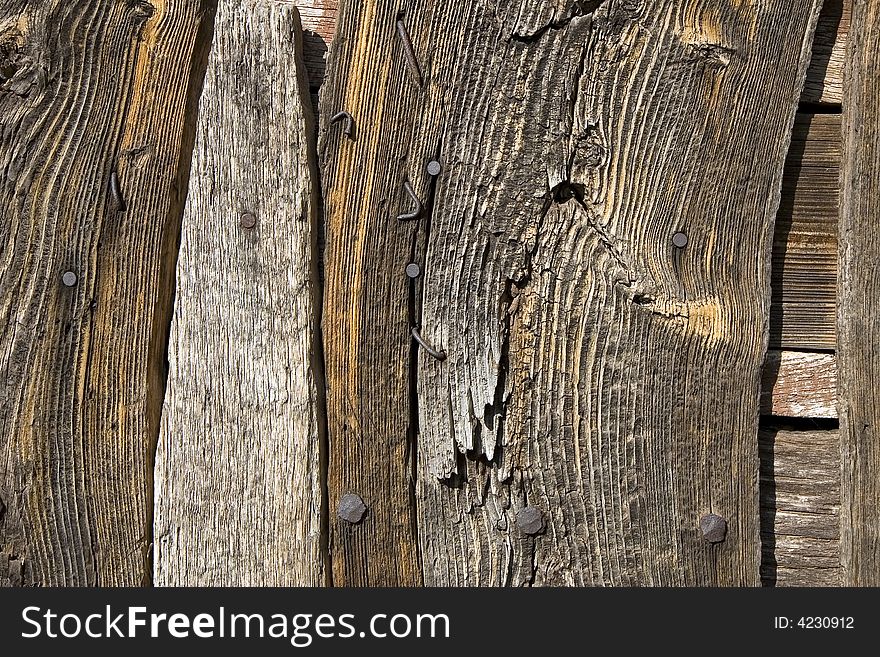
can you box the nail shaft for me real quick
[396,19,423,86]
[412,326,446,361]
[110,170,126,211]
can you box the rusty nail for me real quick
[700,513,727,544]
[397,180,424,221]
[396,18,423,86]
[405,263,421,279]
[338,493,368,524]
[426,160,442,176]
[62,271,78,287]
[240,212,257,230]
[516,507,545,536]
[412,326,446,361]
[330,111,355,139]
[672,231,688,248]
[110,169,126,211]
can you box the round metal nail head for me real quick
[516,506,545,536]
[62,271,78,287]
[406,263,421,279]
[700,513,728,544]
[426,160,442,176]
[338,493,368,524]
[240,212,257,230]
[672,232,688,248]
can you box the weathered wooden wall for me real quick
[0,0,864,589]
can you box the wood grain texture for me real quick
[0,0,211,586]
[154,0,326,586]
[771,113,839,351]
[801,0,849,104]
[838,0,880,587]
[320,1,822,586]
[317,2,427,589]
[761,351,837,419]
[760,428,840,586]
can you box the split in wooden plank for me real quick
[771,113,840,351]
[801,0,849,105]
[838,0,880,587]
[321,0,824,586]
[759,428,840,586]
[153,0,326,586]
[0,0,211,587]
[761,351,837,419]
[297,0,339,92]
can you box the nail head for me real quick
[516,506,545,536]
[338,493,368,524]
[405,263,421,279]
[426,160,442,176]
[700,513,728,544]
[62,271,78,287]
[240,212,257,230]
[672,232,688,248]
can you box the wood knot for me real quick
[127,0,156,21]
[0,29,39,97]
[687,42,736,69]
[575,124,606,167]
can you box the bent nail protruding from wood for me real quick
[412,326,446,361]
[396,180,423,221]
[110,169,126,211]
[330,111,355,139]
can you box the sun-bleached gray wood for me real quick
[154,0,326,586]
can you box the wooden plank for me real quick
[771,113,839,351]
[0,1,210,587]
[761,351,837,419]
[839,0,880,586]
[760,429,840,586]
[153,1,325,586]
[802,0,849,104]
[318,4,425,589]
[320,1,822,586]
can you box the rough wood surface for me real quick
[154,0,325,586]
[838,0,880,587]
[760,428,840,586]
[771,113,839,351]
[301,0,846,103]
[801,0,848,104]
[0,0,210,586]
[321,1,822,586]
[761,351,837,419]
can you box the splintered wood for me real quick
[321,1,823,585]
[0,0,209,586]
[154,1,325,586]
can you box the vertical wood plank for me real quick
[318,1,426,588]
[153,0,326,586]
[0,0,211,586]
[838,0,880,586]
